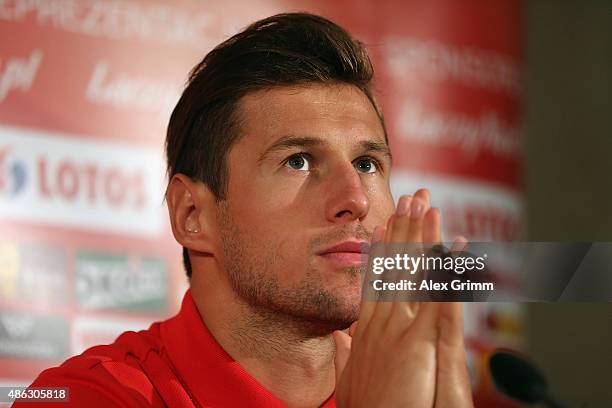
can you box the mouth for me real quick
[318,241,370,267]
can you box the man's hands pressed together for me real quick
[332,189,474,408]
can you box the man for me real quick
[15,13,473,407]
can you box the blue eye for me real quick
[285,154,310,171]
[354,157,377,173]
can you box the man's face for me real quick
[216,83,395,331]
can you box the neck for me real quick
[190,259,336,408]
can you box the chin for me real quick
[312,296,360,333]
[302,313,356,337]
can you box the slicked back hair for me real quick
[165,12,387,278]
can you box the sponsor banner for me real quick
[0,241,68,306]
[0,311,69,360]
[0,242,19,304]
[391,171,523,242]
[0,49,42,104]
[0,0,288,143]
[0,3,523,405]
[71,315,153,355]
[0,125,165,236]
[0,381,27,388]
[75,250,168,312]
[371,0,522,190]
[0,0,239,50]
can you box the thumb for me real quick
[435,303,474,407]
[438,302,464,349]
[332,330,352,384]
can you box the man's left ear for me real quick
[165,174,218,255]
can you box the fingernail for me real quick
[396,195,412,216]
[454,235,468,244]
[410,198,424,219]
[452,236,468,252]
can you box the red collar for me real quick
[159,290,335,407]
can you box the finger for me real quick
[388,197,423,325]
[354,226,385,342]
[388,298,418,332]
[370,275,396,332]
[384,213,396,242]
[411,188,431,257]
[388,188,430,244]
[389,195,412,242]
[423,207,441,245]
[405,196,428,243]
[348,321,358,337]
[413,188,431,209]
[438,302,464,349]
[385,196,414,313]
[451,235,468,255]
[435,303,474,407]
[419,208,441,301]
[389,193,431,316]
[360,225,385,306]
[371,217,401,332]
[409,301,440,342]
[332,330,352,384]
[403,197,428,296]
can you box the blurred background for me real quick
[0,0,610,406]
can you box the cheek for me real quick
[233,172,320,223]
[226,190,311,255]
[231,205,312,279]
[232,168,306,208]
[230,188,300,228]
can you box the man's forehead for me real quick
[236,83,386,150]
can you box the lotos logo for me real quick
[0,126,164,236]
[0,147,28,198]
[37,155,146,209]
[0,145,145,208]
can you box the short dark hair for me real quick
[165,12,387,278]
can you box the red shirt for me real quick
[13,290,337,407]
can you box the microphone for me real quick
[489,350,567,408]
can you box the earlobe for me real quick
[166,174,217,254]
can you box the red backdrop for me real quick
[0,1,522,406]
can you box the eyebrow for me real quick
[360,140,393,162]
[258,135,393,163]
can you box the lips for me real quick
[318,241,370,267]
[320,241,370,255]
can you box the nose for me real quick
[325,163,370,223]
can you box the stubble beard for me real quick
[217,203,362,335]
